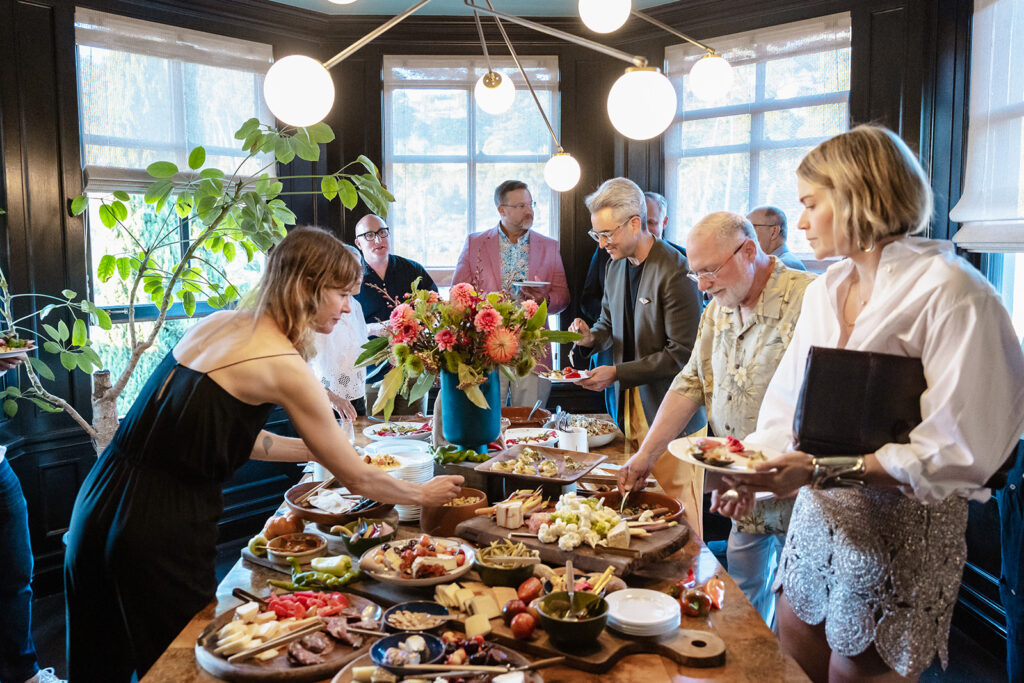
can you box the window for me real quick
[75,9,275,412]
[382,56,560,286]
[951,0,1024,344]
[664,14,851,255]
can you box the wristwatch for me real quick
[810,455,866,489]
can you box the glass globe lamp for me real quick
[544,152,581,192]
[606,67,677,140]
[474,71,516,115]
[688,53,734,101]
[263,55,335,128]
[578,0,631,33]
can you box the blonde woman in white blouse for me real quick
[311,295,368,420]
[716,126,1024,681]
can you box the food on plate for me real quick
[476,488,545,519]
[562,455,587,473]
[267,532,324,555]
[492,447,560,477]
[306,488,362,514]
[542,367,584,380]
[439,632,511,667]
[362,453,402,471]
[370,421,431,438]
[351,667,397,683]
[310,554,352,577]
[363,535,467,580]
[381,634,428,666]
[333,518,395,543]
[503,429,558,446]
[476,539,539,567]
[0,332,29,350]
[568,414,618,437]
[536,492,623,551]
[431,444,492,465]
[516,577,543,603]
[510,612,537,639]
[386,609,448,630]
[687,436,766,467]
[262,511,305,540]
[445,495,484,507]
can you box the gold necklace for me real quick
[842,281,869,327]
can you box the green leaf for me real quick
[356,155,379,178]
[42,323,60,341]
[235,117,260,140]
[274,137,295,164]
[200,168,225,180]
[147,161,178,178]
[111,200,128,222]
[305,122,335,144]
[222,241,236,263]
[541,330,583,344]
[321,175,339,201]
[241,241,255,262]
[457,361,489,410]
[98,204,116,228]
[355,336,390,367]
[95,307,112,330]
[525,299,548,331]
[407,371,435,405]
[113,190,130,201]
[3,399,16,418]
[72,318,87,346]
[39,304,56,320]
[188,146,206,170]
[29,356,55,381]
[6,386,21,398]
[59,351,77,371]
[28,397,62,413]
[144,179,174,205]
[42,341,61,354]
[372,365,405,421]
[82,346,103,370]
[70,195,89,215]
[182,290,196,316]
[62,289,77,300]
[293,135,319,162]
[57,319,70,341]
[116,256,131,281]
[337,179,357,209]
[97,254,116,282]
[175,194,194,218]
[76,354,93,374]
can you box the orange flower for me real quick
[484,327,519,363]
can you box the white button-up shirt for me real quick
[747,237,1024,503]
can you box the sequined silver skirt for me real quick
[775,486,968,677]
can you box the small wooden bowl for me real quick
[501,406,552,428]
[419,487,487,537]
[266,532,327,567]
[284,481,394,526]
[592,490,684,523]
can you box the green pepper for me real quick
[247,534,268,557]
[311,555,352,577]
[268,579,301,591]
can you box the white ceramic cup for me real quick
[558,426,589,453]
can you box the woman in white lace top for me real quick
[716,126,1024,681]
[310,296,367,420]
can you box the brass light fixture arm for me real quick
[464,0,648,68]
[482,0,562,152]
[630,10,717,54]
[473,9,495,73]
[323,0,434,69]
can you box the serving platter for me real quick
[475,445,606,485]
[0,342,34,359]
[358,536,476,587]
[195,593,380,682]
[502,428,559,447]
[331,645,544,683]
[667,436,781,475]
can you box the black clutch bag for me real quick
[793,346,926,456]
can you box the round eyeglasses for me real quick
[357,227,390,242]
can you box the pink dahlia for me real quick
[449,282,476,310]
[435,328,457,351]
[426,291,440,304]
[484,327,519,363]
[392,321,421,344]
[389,303,416,328]
[522,299,539,318]
[474,307,502,333]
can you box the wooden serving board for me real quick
[331,647,544,683]
[194,594,380,682]
[454,516,689,576]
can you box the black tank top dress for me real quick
[63,350,290,681]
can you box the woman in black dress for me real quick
[63,227,463,681]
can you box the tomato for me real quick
[502,599,528,625]
[455,550,466,566]
[517,577,543,603]
[510,612,537,639]
[418,535,433,547]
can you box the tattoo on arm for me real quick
[262,434,273,457]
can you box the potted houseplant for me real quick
[356,280,579,450]
[0,119,392,452]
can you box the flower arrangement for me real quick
[356,280,579,420]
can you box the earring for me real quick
[857,233,875,253]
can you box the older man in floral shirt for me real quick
[618,211,815,628]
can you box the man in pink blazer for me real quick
[452,180,570,408]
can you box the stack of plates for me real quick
[389,450,434,522]
[604,588,681,637]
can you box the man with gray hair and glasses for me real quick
[617,211,815,629]
[747,205,806,271]
[569,177,704,445]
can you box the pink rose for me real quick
[435,328,457,351]
[522,299,539,318]
[474,307,502,333]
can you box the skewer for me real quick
[226,619,324,663]
[347,626,390,637]
[400,663,515,673]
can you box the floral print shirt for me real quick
[669,258,816,534]
[498,226,530,294]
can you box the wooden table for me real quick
[144,416,808,682]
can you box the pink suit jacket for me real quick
[452,225,570,372]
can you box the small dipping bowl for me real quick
[381,600,451,634]
[324,518,398,557]
[370,632,445,674]
[534,591,608,651]
[265,531,327,567]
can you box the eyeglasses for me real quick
[357,227,390,242]
[588,216,636,243]
[501,201,537,210]
[750,223,778,230]
[686,241,746,284]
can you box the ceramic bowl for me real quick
[474,558,537,588]
[370,632,445,674]
[419,487,487,537]
[265,531,327,567]
[381,600,451,634]
[327,518,398,557]
[534,591,608,651]
[284,481,394,526]
[501,406,552,428]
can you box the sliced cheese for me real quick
[454,588,475,612]
[412,555,457,578]
[495,501,524,529]
[607,520,630,549]
[469,595,501,620]
[214,635,253,656]
[464,613,492,638]
[435,583,459,608]
[253,610,277,624]
[492,586,518,608]
[255,647,279,661]
[235,601,260,622]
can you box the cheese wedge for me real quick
[412,555,457,577]
[469,595,501,620]
[492,586,518,607]
[495,501,524,529]
[607,520,630,549]
[464,613,492,638]
[235,601,260,623]
[455,588,475,612]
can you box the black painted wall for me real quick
[1,0,990,649]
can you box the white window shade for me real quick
[75,9,275,192]
[950,0,1024,252]
[382,56,558,89]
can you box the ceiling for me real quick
[269,0,678,17]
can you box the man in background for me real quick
[452,180,569,407]
[747,206,805,271]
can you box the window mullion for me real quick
[467,83,478,235]
[749,61,767,213]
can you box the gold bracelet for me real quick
[810,455,866,489]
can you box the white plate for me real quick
[503,428,559,447]
[511,280,550,288]
[363,440,432,456]
[539,370,588,383]
[358,537,475,587]
[362,421,432,442]
[0,343,34,359]
[605,588,680,627]
[608,612,681,636]
[667,436,781,475]
[587,431,617,448]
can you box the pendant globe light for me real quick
[578,0,631,34]
[688,52,734,101]
[545,152,582,192]
[263,55,335,127]
[474,71,516,114]
[606,67,677,140]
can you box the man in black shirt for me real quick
[354,214,437,414]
